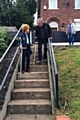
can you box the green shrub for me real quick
[0,29,12,57]
[0,38,7,51]
[0,30,7,52]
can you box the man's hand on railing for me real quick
[34,41,38,44]
[19,45,23,50]
[35,36,38,42]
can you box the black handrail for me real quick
[48,39,59,109]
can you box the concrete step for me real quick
[18,65,48,72]
[30,65,48,72]
[18,64,48,72]
[11,88,50,100]
[15,79,49,88]
[7,99,51,114]
[30,60,47,65]
[4,114,53,120]
[17,72,49,79]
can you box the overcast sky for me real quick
[34,11,37,25]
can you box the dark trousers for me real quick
[38,41,47,61]
[22,46,30,71]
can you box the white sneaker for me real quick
[37,60,41,63]
[44,59,47,62]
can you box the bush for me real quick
[0,30,7,52]
[0,38,7,51]
[0,29,12,56]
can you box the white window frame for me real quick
[49,0,58,9]
[75,0,80,9]
[49,21,58,31]
[74,19,80,31]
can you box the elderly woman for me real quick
[66,19,76,45]
[19,24,32,73]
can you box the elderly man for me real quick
[35,18,52,63]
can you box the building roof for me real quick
[0,26,18,32]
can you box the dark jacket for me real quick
[35,23,52,41]
[18,32,30,47]
[18,32,32,55]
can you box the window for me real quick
[75,0,80,9]
[74,19,80,31]
[49,21,58,31]
[49,0,57,9]
[76,23,80,31]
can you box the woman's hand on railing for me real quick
[30,44,34,46]
[48,37,52,40]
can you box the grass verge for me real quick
[54,46,80,120]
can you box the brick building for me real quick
[37,0,80,32]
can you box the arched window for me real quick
[49,21,58,31]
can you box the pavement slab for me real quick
[56,116,70,120]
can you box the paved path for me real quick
[4,114,54,120]
[52,42,80,46]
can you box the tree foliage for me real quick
[0,0,37,29]
[0,30,7,52]
[0,29,15,56]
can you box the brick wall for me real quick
[40,0,80,31]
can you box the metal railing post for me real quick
[20,49,22,76]
[48,38,59,109]
[33,43,37,65]
[55,74,59,108]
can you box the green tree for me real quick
[0,0,12,26]
[0,0,37,29]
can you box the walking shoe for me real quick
[26,70,30,72]
[44,59,47,62]
[37,60,41,63]
[22,71,25,73]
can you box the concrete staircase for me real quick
[4,45,52,119]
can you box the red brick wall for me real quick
[40,0,80,31]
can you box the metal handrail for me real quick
[0,25,23,91]
[51,43,58,74]
[0,25,22,62]
[33,42,37,65]
[49,39,56,95]
[0,24,34,90]
[0,47,19,91]
[48,39,59,109]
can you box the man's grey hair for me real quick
[37,18,44,23]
